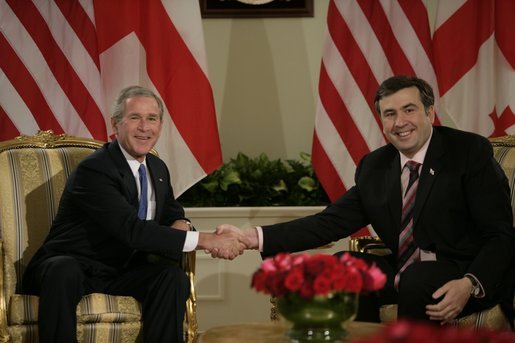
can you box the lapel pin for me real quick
[159,178,163,182]
[429,168,435,175]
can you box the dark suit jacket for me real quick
[25,140,187,281]
[262,126,515,300]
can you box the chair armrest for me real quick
[0,240,11,342]
[349,236,392,256]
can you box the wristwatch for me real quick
[177,219,193,230]
[465,275,481,297]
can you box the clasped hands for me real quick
[198,224,258,260]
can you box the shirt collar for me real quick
[118,143,147,176]
[399,127,433,169]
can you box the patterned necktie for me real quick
[138,164,148,220]
[394,160,421,288]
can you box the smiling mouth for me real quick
[135,136,151,141]
[396,130,414,138]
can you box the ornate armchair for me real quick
[350,135,515,330]
[0,131,197,342]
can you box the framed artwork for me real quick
[199,0,314,18]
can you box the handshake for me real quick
[197,224,258,260]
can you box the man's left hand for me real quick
[425,277,472,324]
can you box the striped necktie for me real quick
[394,160,421,288]
[138,164,148,220]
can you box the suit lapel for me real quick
[108,141,139,207]
[413,128,445,224]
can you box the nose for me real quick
[138,118,148,131]
[394,113,408,127]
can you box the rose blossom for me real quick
[363,263,387,291]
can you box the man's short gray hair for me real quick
[112,86,164,124]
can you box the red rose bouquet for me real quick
[251,252,386,299]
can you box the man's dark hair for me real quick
[373,76,434,115]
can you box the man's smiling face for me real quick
[379,86,435,158]
[111,95,163,162]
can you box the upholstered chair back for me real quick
[0,131,197,342]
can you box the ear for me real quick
[110,117,118,135]
[427,106,436,124]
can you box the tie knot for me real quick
[405,160,420,173]
[138,164,146,176]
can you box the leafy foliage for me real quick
[178,152,330,207]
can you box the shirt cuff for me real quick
[183,231,199,252]
[256,226,264,252]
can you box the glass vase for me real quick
[277,292,358,343]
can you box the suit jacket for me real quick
[26,140,187,280]
[262,126,515,300]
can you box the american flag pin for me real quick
[429,168,435,175]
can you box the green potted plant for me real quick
[178,152,330,207]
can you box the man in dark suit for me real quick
[22,86,248,342]
[217,76,515,324]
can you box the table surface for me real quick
[199,321,383,343]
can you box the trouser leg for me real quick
[24,256,85,343]
[106,263,190,343]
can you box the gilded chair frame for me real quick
[0,130,197,342]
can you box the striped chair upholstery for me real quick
[349,135,515,330]
[0,131,197,342]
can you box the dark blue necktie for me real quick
[138,164,148,220]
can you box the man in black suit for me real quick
[217,76,515,324]
[22,86,248,342]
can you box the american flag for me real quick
[0,0,222,196]
[312,0,514,224]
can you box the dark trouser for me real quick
[337,252,508,324]
[22,256,189,343]
[398,260,507,321]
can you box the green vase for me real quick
[277,292,358,343]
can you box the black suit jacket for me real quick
[26,140,187,280]
[262,126,515,299]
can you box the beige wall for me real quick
[202,0,330,162]
[201,0,438,163]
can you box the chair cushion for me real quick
[379,303,510,330]
[9,293,141,325]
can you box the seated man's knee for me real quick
[40,256,83,284]
[398,262,434,302]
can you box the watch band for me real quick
[465,275,481,297]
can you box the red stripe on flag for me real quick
[433,0,494,95]
[0,34,64,133]
[311,135,346,201]
[0,106,20,140]
[55,0,100,70]
[7,0,107,140]
[328,1,379,118]
[319,65,370,165]
[358,0,416,76]
[399,0,433,60]
[496,0,515,69]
